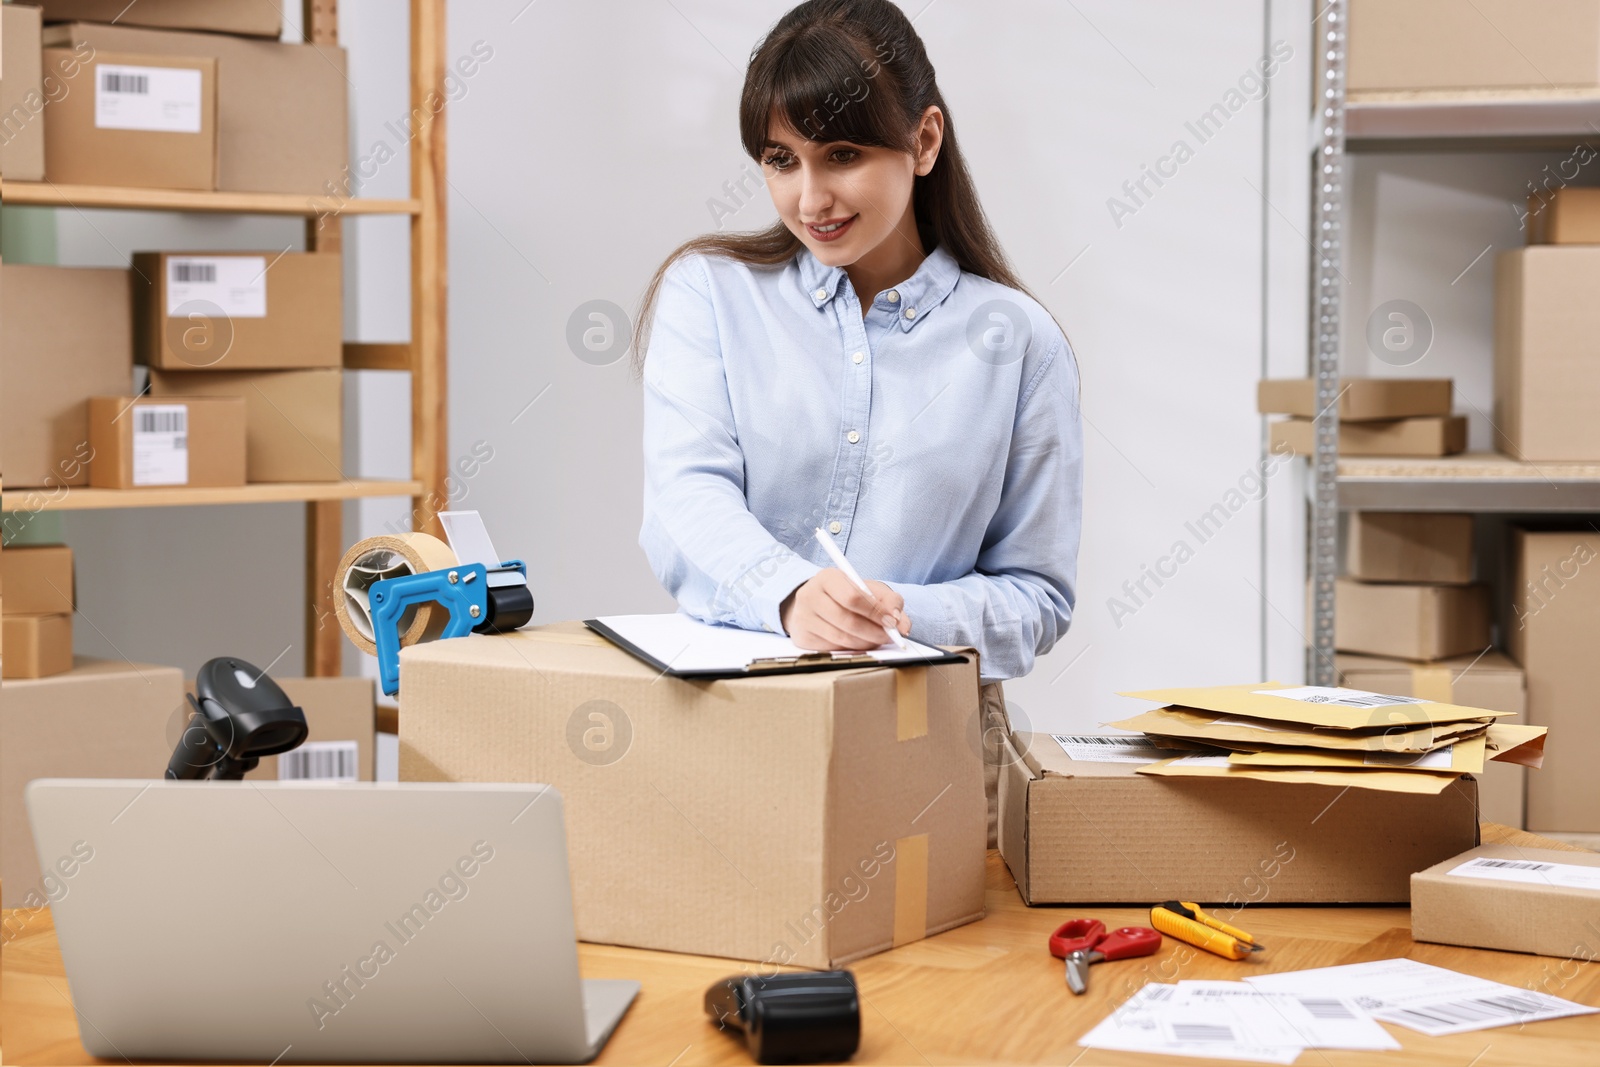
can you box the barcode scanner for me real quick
[705,970,860,1064]
[164,657,308,781]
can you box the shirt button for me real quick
[847,430,860,444]
[829,520,842,534]
[904,307,917,319]
[851,351,864,364]
[814,288,828,301]
[886,290,900,303]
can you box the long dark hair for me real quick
[632,0,1045,377]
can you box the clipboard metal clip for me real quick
[747,651,879,671]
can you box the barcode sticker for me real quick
[1255,685,1429,708]
[131,404,188,486]
[1447,855,1600,891]
[279,741,360,782]
[166,256,268,318]
[95,64,202,133]
[1052,734,1186,764]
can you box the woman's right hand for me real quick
[780,569,912,651]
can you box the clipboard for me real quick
[584,613,968,680]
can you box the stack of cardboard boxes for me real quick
[1258,378,1466,457]
[0,544,75,680]
[1330,513,1527,826]
[0,4,348,489]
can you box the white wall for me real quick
[447,0,1313,733]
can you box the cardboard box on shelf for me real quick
[1271,416,1467,459]
[399,621,987,968]
[0,264,132,488]
[1345,511,1474,584]
[1349,0,1600,91]
[1,614,73,679]
[1337,650,1526,828]
[1,4,46,181]
[42,22,348,196]
[1528,188,1600,245]
[88,395,246,489]
[1495,247,1600,461]
[1412,844,1600,959]
[0,544,74,615]
[0,658,185,907]
[246,676,375,783]
[35,0,282,38]
[998,731,1479,904]
[1335,578,1491,661]
[42,47,217,190]
[131,252,341,371]
[1510,527,1600,832]
[149,368,342,482]
[1257,378,1452,421]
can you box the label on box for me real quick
[1446,856,1600,891]
[132,404,188,486]
[1052,734,1187,763]
[95,64,202,133]
[1256,686,1429,709]
[166,256,268,318]
[279,741,360,782]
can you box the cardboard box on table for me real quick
[399,621,987,968]
[1348,0,1600,91]
[35,0,283,37]
[998,731,1480,905]
[43,22,348,195]
[1337,651,1526,827]
[1,4,46,181]
[88,395,246,488]
[1495,247,1600,462]
[131,251,342,371]
[0,264,132,488]
[41,47,217,190]
[1510,528,1600,832]
[1412,844,1600,959]
[1345,511,1474,584]
[1334,578,1491,661]
[149,368,342,482]
[0,666,375,907]
[0,544,75,615]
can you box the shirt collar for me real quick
[797,242,962,332]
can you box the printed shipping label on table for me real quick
[95,63,202,132]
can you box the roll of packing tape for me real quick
[333,533,459,655]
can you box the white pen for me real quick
[813,527,909,650]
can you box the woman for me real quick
[636,0,1082,843]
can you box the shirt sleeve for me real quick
[883,336,1083,683]
[638,254,822,634]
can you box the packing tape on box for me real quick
[896,667,929,740]
[1411,664,1455,704]
[891,833,930,947]
[333,533,460,655]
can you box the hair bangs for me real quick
[740,26,909,156]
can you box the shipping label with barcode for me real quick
[1447,855,1600,891]
[1052,734,1185,763]
[279,740,360,782]
[166,256,268,318]
[95,64,203,133]
[131,404,188,486]
[1255,685,1429,708]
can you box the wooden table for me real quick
[5,825,1598,1066]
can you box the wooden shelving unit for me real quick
[0,0,449,678]
[1332,454,1600,512]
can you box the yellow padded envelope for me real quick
[1120,682,1516,730]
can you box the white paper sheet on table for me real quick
[1077,984,1303,1064]
[590,611,950,674]
[1245,958,1598,1037]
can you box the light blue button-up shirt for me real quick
[639,242,1082,683]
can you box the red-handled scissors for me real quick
[1048,918,1162,995]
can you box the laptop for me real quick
[27,779,638,1064]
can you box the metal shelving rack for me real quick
[0,0,449,679]
[1307,4,1600,680]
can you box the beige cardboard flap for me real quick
[1121,682,1514,729]
[891,833,929,947]
[1486,723,1548,769]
